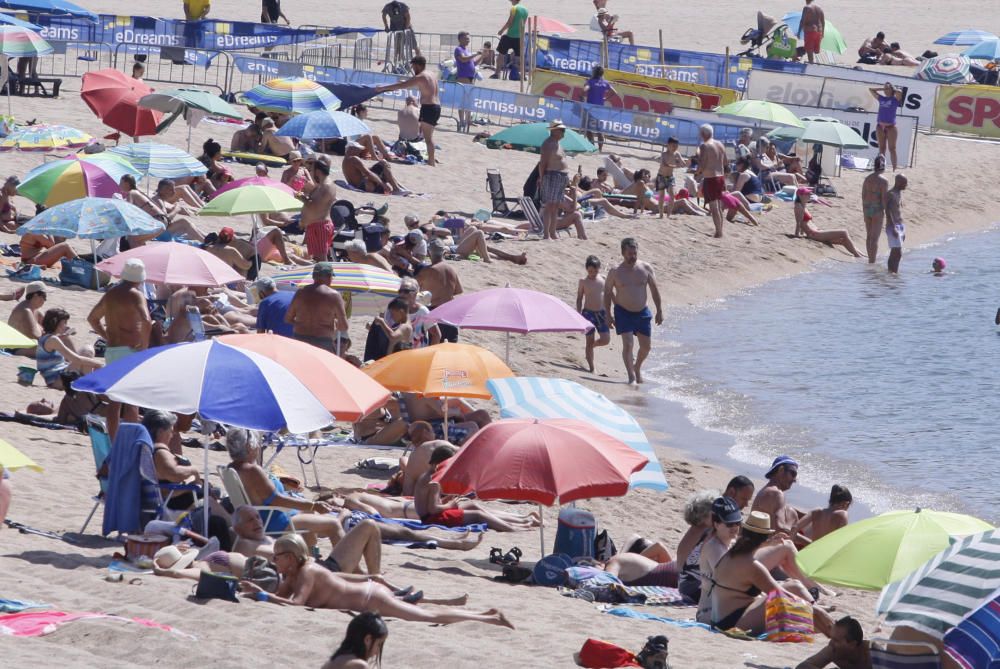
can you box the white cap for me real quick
[121,259,147,283]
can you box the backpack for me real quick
[594,529,618,562]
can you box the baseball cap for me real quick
[254,276,276,292]
[765,455,799,478]
[404,214,420,227]
[218,227,235,243]
[711,496,742,524]
[24,281,45,297]
[312,262,335,276]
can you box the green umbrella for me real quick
[767,116,869,149]
[485,122,597,154]
[796,508,993,590]
[199,185,302,217]
[138,88,243,152]
[715,100,804,128]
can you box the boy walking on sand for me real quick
[577,255,611,372]
[656,137,687,219]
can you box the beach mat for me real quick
[358,511,487,533]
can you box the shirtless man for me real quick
[342,145,406,195]
[257,117,295,158]
[230,123,261,152]
[538,121,570,240]
[797,616,872,669]
[87,259,152,439]
[415,242,462,342]
[402,394,487,438]
[374,55,441,166]
[300,158,337,262]
[285,262,348,353]
[696,124,729,238]
[885,174,907,274]
[344,239,394,272]
[656,136,688,219]
[7,282,46,354]
[860,155,889,264]
[751,455,809,546]
[794,485,851,542]
[399,421,449,496]
[799,0,825,64]
[603,238,663,385]
[724,475,755,510]
[858,31,886,62]
[397,96,421,141]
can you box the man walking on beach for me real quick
[885,174,907,274]
[603,238,663,385]
[697,124,728,238]
[799,0,825,64]
[374,56,441,167]
[494,0,529,76]
[87,259,152,440]
[539,121,570,240]
[285,262,348,353]
[860,155,889,264]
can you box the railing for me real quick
[112,43,232,95]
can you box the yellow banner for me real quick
[531,69,701,115]
[602,68,738,109]
[934,85,1000,139]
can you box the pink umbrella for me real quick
[209,176,294,200]
[422,285,592,362]
[96,241,243,287]
[532,16,576,34]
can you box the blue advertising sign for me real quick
[234,56,304,78]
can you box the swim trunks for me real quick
[702,175,726,203]
[582,308,610,334]
[304,219,334,259]
[105,345,139,365]
[497,34,521,57]
[654,174,675,192]
[886,223,905,249]
[421,508,466,527]
[804,30,822,54]
[419,103,442,127]
[293,333,338,353]
[540,170,569,205]
[613,304,653,338]
[437,321,459,343]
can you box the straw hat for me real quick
[548,120,567,130]
[741,511,775,535]
[153,544,198,571]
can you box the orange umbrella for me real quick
[217,333,390,421]
[362,342,513,400]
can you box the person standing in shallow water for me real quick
[860,155,889,264]
[885,174,907,274]
[603,238,663,385]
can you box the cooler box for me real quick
[553,508,596,559]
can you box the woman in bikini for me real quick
[795,188,864,257]
[323,612,388,669]
[200,138,233,190]
[281,150,313,193]
[870,82,904,170]
[372,298,413,354]
[675,490,718,603]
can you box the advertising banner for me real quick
[234,56,304,78]
[531,68,701,115]
[603,68,738,110]
[933,85,1000,139]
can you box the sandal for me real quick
[488,546,522,566]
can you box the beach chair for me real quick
[218,466,299,538]
[486,169,524,218]
[517,197,545,237]
[80,415,112,533]
[870,638,941,669]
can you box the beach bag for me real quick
[533,553,572,587]
[576,638,639,668]
[194,571,240,602]
[763,590,814,642]
[59,257,108,289]
[554,507,596,559]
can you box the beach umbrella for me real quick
[0,321,34,348]
[0,438,42,473]
[487,376,668,491]
[16,154,140,207]
[715,99,804,128]
[0,124,91,152]
[209,176,294,201]
[485,122,597,154]
[0,13,40,30]
[80,69,161,138]
[217,333,390,422]
[239,77,341,115]
[796,509,993,590]
[198,185,302,217]
[767,116,868,149]
[935,30,999,46]
[963,39,1000,61]
[917,55,974,84]
[943,591,1000,668]
[272,262,400,297]
[16,197,163,239]
[0,0,96,20]
[0,25,52,115]
[274,109,371,140]
[780,12,847,54]
[364,342,513,400]
[877,529,1000,639]
[532,16,576,34]
[96,242,242,287]
[422,285,592,362]
[138,88,243,152]
[108,143,207,179]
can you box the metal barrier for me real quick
[294,27,373,71]
[111,43,233,95]
[32,41,117,80]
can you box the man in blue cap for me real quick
[751,455,809,546]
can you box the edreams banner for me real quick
[933,85,1000,139]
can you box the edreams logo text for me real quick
[115,30,180,46]
[39,26,80,41]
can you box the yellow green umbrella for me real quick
[0,322,34,348]
[796,508,993,590]
[0,438,43,473]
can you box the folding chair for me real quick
[218,466,299,538]
[870,638,941,669]
[486,169,524,218]
[517,197,545,236]
[80,415,112,533]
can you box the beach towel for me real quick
[347,510,487,533]
[102,423,158,536]
[0,611,194,639]
[0,598,51,613]
[601,606,759,640]
[625,586,688,606]
[319,83,379,110]
[334,180,426,198]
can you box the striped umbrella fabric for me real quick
[239,77,341,115]
[108,142,207,179]
[0,124,92,151]
[0,25,52,57]
[17,154,140,206]
[273,263,401,296]
[877,529,1000,639]
[16,197,163,239]
[275,109,371,139]
[917,55,973,84]
[935,30,999,46]
[487,376,668,491]
[944,590,1000,669]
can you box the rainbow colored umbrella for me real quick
[17,154,140,206]
[273,262,401,296]
[917,54,974,84]
[239,77,341,114]
[0,124,92,152]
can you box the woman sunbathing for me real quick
[240,534,515,629]
[794,188,864,257]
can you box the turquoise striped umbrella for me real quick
[877,529,1000,639]
[108,142,208,179]
[239,77,341,115]
[0,25,52,58]
[487,377,668,491]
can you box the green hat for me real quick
[313,262,335,277]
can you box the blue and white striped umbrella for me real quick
[487,376,668,491]
[963,39,1000,61]
[16,196,163,239]
[74,339,332,433]
[275,109,372,140]
[944,590,1000,669]
[935,30,999,46]
[108,142,208,179]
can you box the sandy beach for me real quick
[1,1,996,667]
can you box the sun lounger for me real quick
[218,465,301,538]
[80,415,112,534]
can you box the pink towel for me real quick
[0,611,195,639]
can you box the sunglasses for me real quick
[398,288,416,294]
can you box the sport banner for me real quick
[602,68,738,110]
[531,68,701,115]
[933,85,1000,139]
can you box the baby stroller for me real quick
[737,11,797,59]
[330,199,380,260]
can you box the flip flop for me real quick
[402,590,424,604]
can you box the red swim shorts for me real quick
[804,30,822,53]
[304,220,334,260]
[422,508,466,527]
[702,175,726,203]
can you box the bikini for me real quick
[707,553,763,630]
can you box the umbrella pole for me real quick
[202,417,210,538]
[538,503,545,555]
[504,331,510,366]
[90,239,97,290]
[251,214,261,275]
[186,123,192,154]
[2,58,10,118]
[442,396,448,442]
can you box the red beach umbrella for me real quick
[81,69,162,138]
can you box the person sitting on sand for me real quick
[322,612,388,669]
[603,537,677,588]
[695,496,745,621]
[858,32,887,62]
[7,281,46,354]
[413,445,542,531]
[724,475,755,510]
[344,239,394,272]
[257,118,295,158]
[733,158,765,203]
[675,490,719,603]
[19,229,78,269]
[794,485,852,542]
[797,615,873,669]
[239,533,515,628]
[707,511,833,636]
[230,123,261,153]
[200,139,234,189]
[372,298,413,354]
[35,308,101,389]
[621,168,659,214]
[794,188,864,258]
[122,176,205,244]
[0,175,29,232]
[343,145,408,195]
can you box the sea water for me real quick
[644,227,1000,522]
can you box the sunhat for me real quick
[741,511,775,535]
[153,544,198,571]
[121,259,146,283]
[765,455,798,478]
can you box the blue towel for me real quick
[602,606,715,631]
[102,423,158,536]
[350,510,487,534]
[319,83,379,110]
[0,597,51,613]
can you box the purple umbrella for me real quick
[422,285,593,363]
